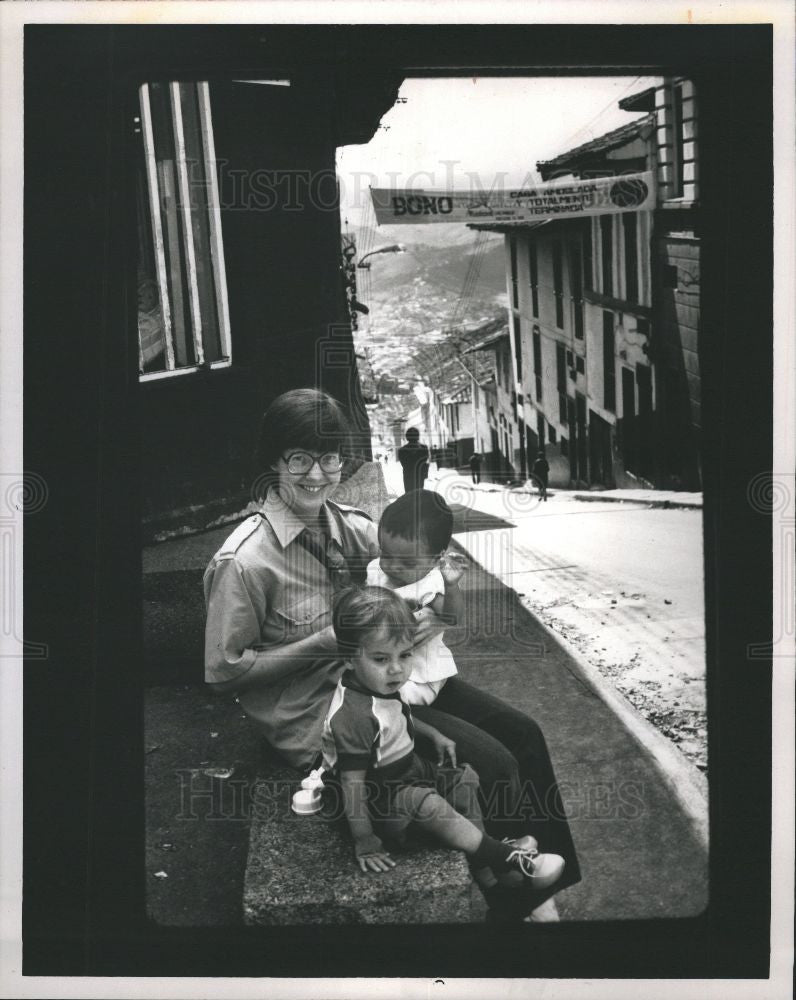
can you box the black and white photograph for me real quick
[143,72,707,928]
[4,2,793,995]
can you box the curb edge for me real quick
[531,610,710,851]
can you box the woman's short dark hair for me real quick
[378,489,454,555]
[254,389,351,496]
[332,586,417,658]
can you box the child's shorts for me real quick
[367,752,482,847]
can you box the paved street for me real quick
[383,461,707,770]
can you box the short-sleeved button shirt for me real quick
[203,492,379,770]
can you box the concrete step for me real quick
[243,766,481,925]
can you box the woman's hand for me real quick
[429,730,458,768]
[411,605,446,647]
[354,834,396,873]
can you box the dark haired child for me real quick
[367,490,463,706]
[321,586,565,891]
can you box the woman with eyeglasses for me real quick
[203,388,383,768]
[203,387,580,921]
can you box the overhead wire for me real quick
[449,231,489,331]
[551,75,659,156]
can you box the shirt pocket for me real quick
[270,591,330,642]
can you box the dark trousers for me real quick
[402,471,426,493]
[413,677,581,911]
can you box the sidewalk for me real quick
[421,471,703,510]
[384,461,703,509]
[570,488,702,510]
[144,495,708,924]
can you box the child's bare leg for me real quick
[413,791,518,881]
[413,791,484,852]
[412,785,499,887]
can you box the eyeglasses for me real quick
[282,451,343,475]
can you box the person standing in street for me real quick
[468,452,483,485]
[532,450,550,501]
[397,427,430,494]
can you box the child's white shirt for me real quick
[366,558,458,706]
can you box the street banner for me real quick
[370,171,655,225]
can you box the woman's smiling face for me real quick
[272,448,343,518]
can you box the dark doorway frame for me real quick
[23,22,773,980]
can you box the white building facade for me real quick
[473,77,700,491]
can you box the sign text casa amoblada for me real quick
[370,171,655,225]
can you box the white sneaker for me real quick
[495,835,536,887]
[496,836,564,891]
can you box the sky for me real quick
[337,75,661,227]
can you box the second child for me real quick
[366,490,463,706]
[321,585,566,891]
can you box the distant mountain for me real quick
[347,222,509,386]
[348,221,500,250]
[348,222,503,253]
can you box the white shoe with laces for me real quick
[496,835,566,891]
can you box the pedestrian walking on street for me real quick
[397,427,430,494]
[469,451,483,485]
[532,450,550,502]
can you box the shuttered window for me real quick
[603,311,616,411]
[533,326,543,402]
[552,240,564,328]
[528,238,539,317]
[600,215,613,297]
[509,237,519,310]
[623,213,639,303]
[137,81,231,379]
[556,343,567,424]
[570,237,584,339]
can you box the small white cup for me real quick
[291,788,322,815]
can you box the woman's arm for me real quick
[208,627,338,694]
[339,770,396,873]
[204,556,337,694]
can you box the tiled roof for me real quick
[463,328,510,353]
[415,316,507,397]
[618,87,655,113]
[536,113,654,180]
